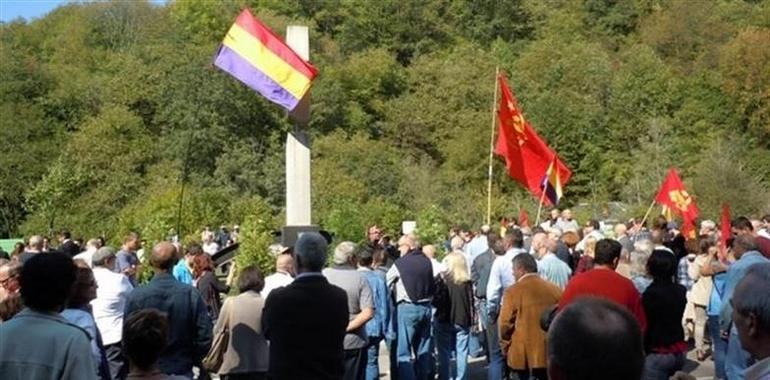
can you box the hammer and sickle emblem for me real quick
[669,190,692,211]
[512,114,527,146]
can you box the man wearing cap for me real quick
[91,246,134,379]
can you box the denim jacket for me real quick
[360,268,389,339]
[124,273,212,376]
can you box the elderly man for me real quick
[0,261,22,321]
[548,298,645,380]
[124,242,212,378]
[18,235,43,263]
[499,253,562,380]
[0,252,97,379]
[556,209,579,233]
[386,234,435,380]
[263,232,349,380]
[536,236,572,290]
[323,242,374,380]
[92,246,134,379]
[733,263,770,380]
[262,253,295,300]
[721,236,770,380]
[74,238,102,268]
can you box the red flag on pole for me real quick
[518,209,530,228]
[719,203,731,256]
[654,168,699,228]
[494,73,571,205]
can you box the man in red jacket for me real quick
[558,239,647,331]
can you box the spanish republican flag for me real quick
[214,9,318,111]
[494,73,571,205]
[654,168,699,237]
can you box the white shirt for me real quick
[486,248,526,314]
[74,248,97,268]
[261,271,294,300]
[576,230,605,251]
[203,241,219,256]
[429,258,445,277]
[745,356,770,380]
[90,266,134,345]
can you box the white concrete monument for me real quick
[284,26,314,241]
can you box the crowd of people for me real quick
[0,212,769,380]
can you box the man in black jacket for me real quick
[263,232,349,380]
[57,230,80,258]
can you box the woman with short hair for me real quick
[213,265,269,380]
[122,309,188,380]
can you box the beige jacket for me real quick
[688,254,713,307]
[214,291,269,375]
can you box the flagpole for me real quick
[535,185,547,227]
[636,199,657,236]
[486,66,500,227]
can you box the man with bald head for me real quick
[263,232,349,380]
[387,233,435,380]
[262,253,295,300]
[124,242,212,378]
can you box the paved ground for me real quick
[377,343,716,379]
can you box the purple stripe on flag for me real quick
[213,45,300,111]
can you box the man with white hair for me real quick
[615,223,634,255]
[323,242,374,380]
[263,232,349,380]
[537,236,572,290]
[700,220,717,238]
[19,235,43,264]
[74,238,102,267]
[556,209,579,233]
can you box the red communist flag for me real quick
[518,209,530,228]
[494,73,571,205]
[654,168,699,227]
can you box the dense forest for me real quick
[2,0,769,252]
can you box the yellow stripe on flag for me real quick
[222,24,312,100]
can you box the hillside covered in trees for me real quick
[2,0,769,245]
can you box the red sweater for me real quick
[558,267,647,332]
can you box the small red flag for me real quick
[519,209,530,228]
[654,168,699,226]
[720,203,731,256]
[494,73,571,205]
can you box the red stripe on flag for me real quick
[234,9,318,80]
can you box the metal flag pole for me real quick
[486,66,500,227]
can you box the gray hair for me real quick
[512,253,538,274]
[28,235,43,250]
[734,263,770,329]
[294,232,328,272]
[86,238,102,250]
[333,241,357,265]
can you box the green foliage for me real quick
[234,197,276,277]
[2,0,770,243]
[414,205,448,248]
